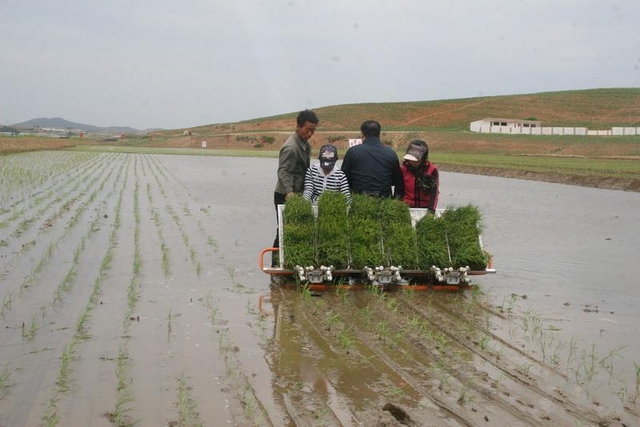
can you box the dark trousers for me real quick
[272,191,287,249]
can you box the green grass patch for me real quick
[433,153,640,179]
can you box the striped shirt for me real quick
[303,164,352,205]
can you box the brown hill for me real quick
[178,87,640,135]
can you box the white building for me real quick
[470,118,639,136]
[470,118,542,134]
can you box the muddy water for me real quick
[173,158,638,361]
[158,154,640,423]
[443,172,640,386]
[7,151,640,426]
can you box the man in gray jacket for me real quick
[272,110,319,261]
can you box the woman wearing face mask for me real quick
[400,140,439,214]
[302,144,351,205]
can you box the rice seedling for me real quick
[312,406,331,420]
[337,328,355,350]
[166,204,202,276]
[366,283,385,298]
[616,385,629,403]
[316,191,349,268]
[176,373,203,427]
[388,386,406,397]
[112,344,137,427]
[498,293,519,315]
[298,283,314,304]
[1,292,12,317]
[406,313,422,330]
[416,205,487,270]
[375,319,391,343]
[282,195,316,269]
[0,364,12,396]
[479,334,490,351]
[323,311,341,331]
[358,304,373,323]
[599,346,626,377]
[167,309,175,336]
[20,315,38,340]
[202,291,219,325]
[519,362,532,376]
[348,195,384,268]
[380,198,418,268]
[386,297,399,314]
[335,283,350,303]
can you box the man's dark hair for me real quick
[360,120,381,137]
[297,109,319,127]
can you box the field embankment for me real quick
[3,88,640,192]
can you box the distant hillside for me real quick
[11,117,146,134]
[185,88,640,135]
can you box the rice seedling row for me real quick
[0,155,123,319]
[418,290,640,413]
[90,154,254,425]
[140,155,297,425]
[0,151,102,211]
[0,153,117,283]
[145,155,275,423]
[0,152,106,231]
[0,153,139,424]
[39,157,128,426]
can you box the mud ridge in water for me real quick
[441,164,640,192]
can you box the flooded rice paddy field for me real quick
[0,151,639,426]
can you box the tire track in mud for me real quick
[272,287,524,426]
[353,290,586,426]
[262,284,635,427]
[267,288,452,426]
[409,291,640,425]
[314,287,634,427]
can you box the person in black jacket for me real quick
[341,120,404,199]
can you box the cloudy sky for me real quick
[1,0,638,130]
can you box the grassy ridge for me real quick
[184,88,640,133]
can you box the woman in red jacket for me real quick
[400,140,439,213]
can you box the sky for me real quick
[1,0,639,130]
